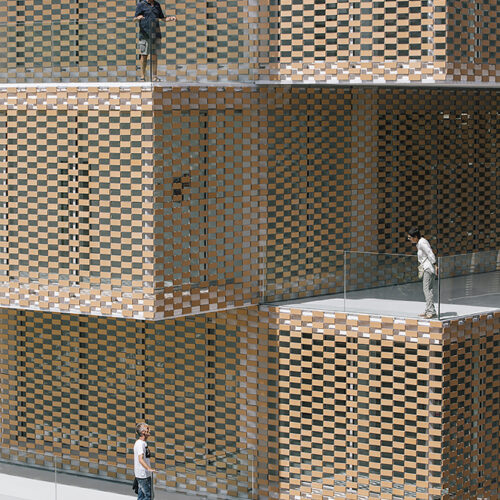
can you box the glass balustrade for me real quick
[0,447,257,499]
[266,250,499,320]
[437,249,500,319]
[0,17,273,84]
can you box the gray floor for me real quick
[0,460,199,500]
[273,271,499,319]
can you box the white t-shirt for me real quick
[417,237,436,274]
[134,439,151,479]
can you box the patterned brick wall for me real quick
[278,0,448,83]
[0,1,498,83]
[265,86,499,301]
[0,305,497,498]
[1,86,497,316]
[375,87,498,256]
[441,313,500,498]
[0,305,278,498]
[265,86,352,302]
[0,86,158,319]
[446,0,499,82]
[0,0,275,84]
[0,86,267,320]
[270,305,499,499]
[151,86,267,318]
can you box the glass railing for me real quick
[0,447,257,499]
[265,249,500,320]
[155,450,256,498]
[437,249,500,320]
[0,17,274,84]
[345,251,425,318]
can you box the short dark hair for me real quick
[408,227,421,239]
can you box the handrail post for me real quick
[343,250,347,312]
[251,453,255,499]
[437,256,441,319]
[54,456,57,500]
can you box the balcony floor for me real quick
[273,271,500,320]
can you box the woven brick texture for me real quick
[270,306,499,499]
[0,0,274,84]
[0,1,498,83]
[264,86,499,301]
[446,0,499,82]
[0,305,278,498]
[151,86,267,318]
[1,86,497,316]
[0,86,157,319]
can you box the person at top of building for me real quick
[134,0,176,81]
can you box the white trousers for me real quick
[422,270,436,316]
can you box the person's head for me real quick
[136,422,151,440]
[407,227,421,243]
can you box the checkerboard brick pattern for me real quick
[0,0,498,83]
[270,306,499,499]
[265,86,352,302]
[0,305,278,499]
[0,305,497,498]
[375,87,499,256]
[446,0,499,82]
[0,86,158,319]
[0,0,138,83]
[151,86,267,317]
[0,86,268,320]
[1,86,497,317]
[265,86,499,300]
[0,0,275,84]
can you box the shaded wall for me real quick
[0,306,278,498]
[151,86,268,317]
[264,86,498,301]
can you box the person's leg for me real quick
[145,476,152,500]
[137,478,146,500]
[423,271,436,317]
[141,55,148,80]
[151,54,158,79]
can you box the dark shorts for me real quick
[138,37,161,56]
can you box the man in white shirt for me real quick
[408,227,438,318]
[134,423,156,500]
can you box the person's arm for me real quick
[421,239,438,271]
[134,4,144,21]
[138,453,156,473]
[157,4,175,22]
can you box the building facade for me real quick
[0,1,498,498]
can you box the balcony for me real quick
[267,249,500,321]
[0,6,498,87]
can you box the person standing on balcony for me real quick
[407,227,438,319]
[133,423,156,500]
[134,0,176,81]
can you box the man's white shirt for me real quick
[134,439,151,478]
